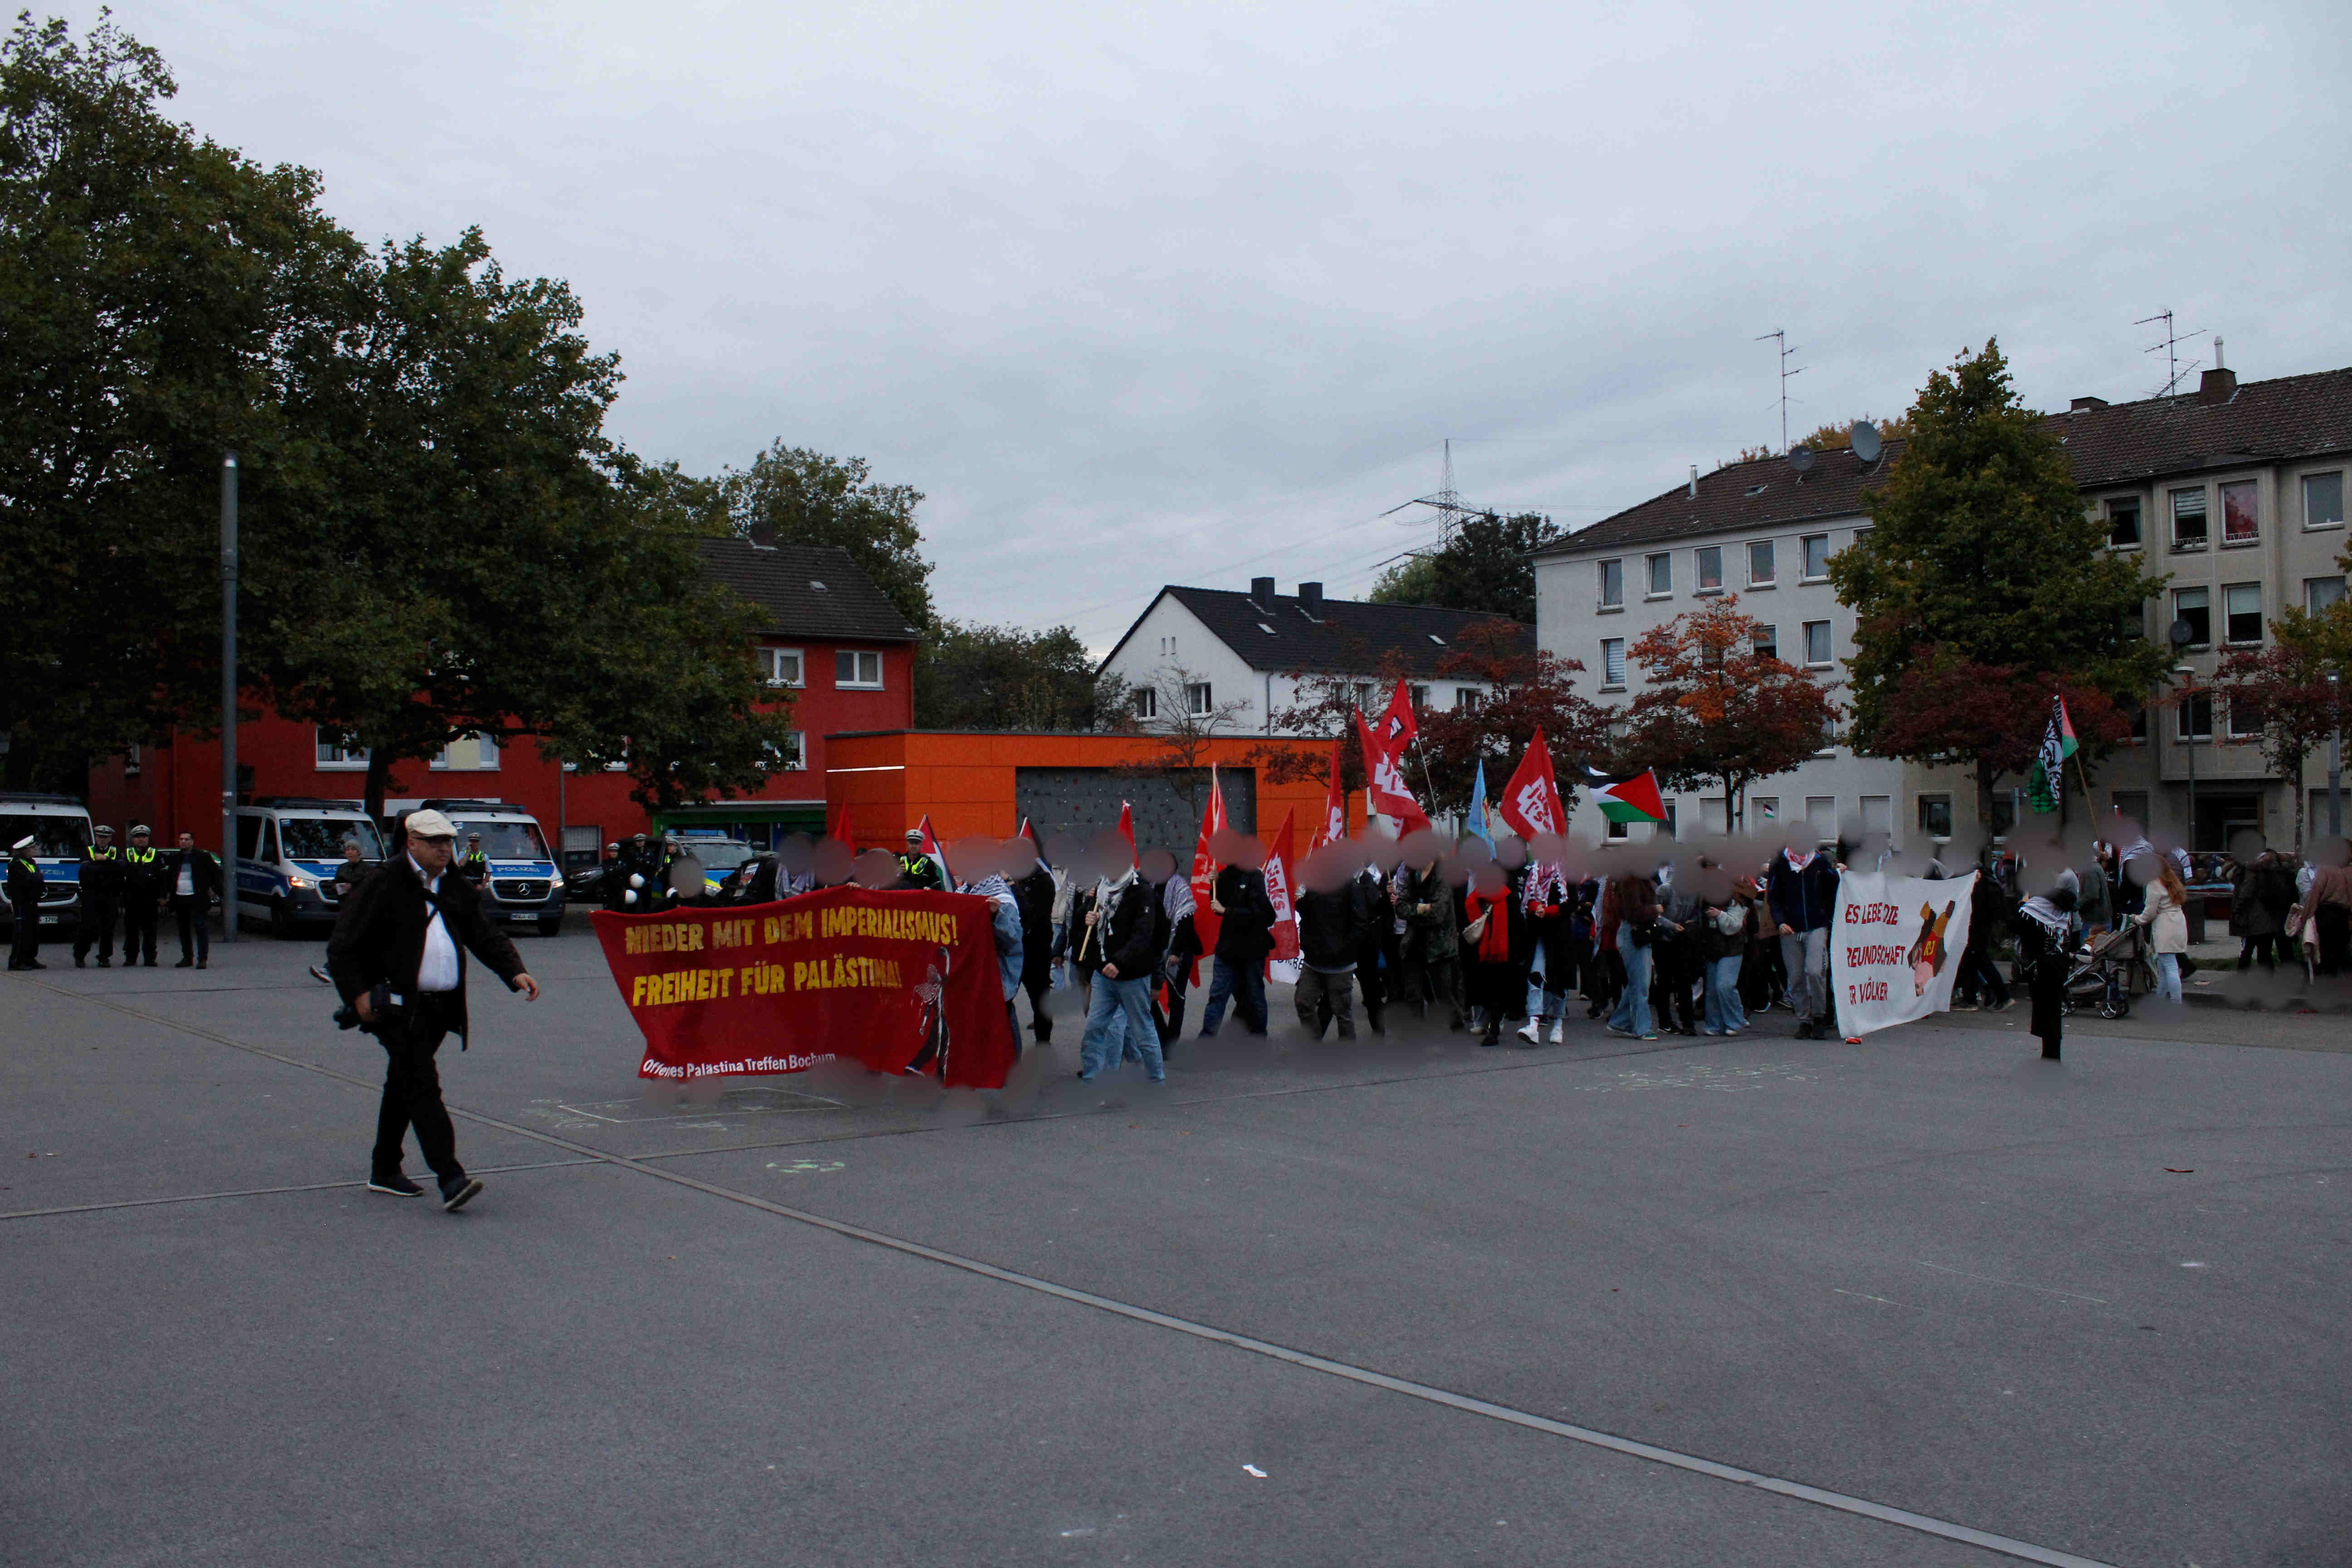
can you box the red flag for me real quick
[1377,677,1419,753]
[827,798,858,848]
[1016,816,1042,853]
[1187,768,1228,964]
[1354,711,1431,833]
[1314,732,1349,849]
[1116,801,1137,867]
[1263,807,1300,963]
[1497,728,1567,842]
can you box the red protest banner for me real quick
[1497,727,1566,841]
[1354,710,1431,833]
[592,886,1018,1087]
[1187,766,1229,964]
[1264,806,1300,963]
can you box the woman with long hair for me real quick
[2135,858,2191,1003]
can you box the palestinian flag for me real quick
[2028,696,2078,813]
[1584,766,1668,825]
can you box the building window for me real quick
[761,647,804,687]
[1799,534,1830,580]
[1605,815,1629,840]
[1599,559,1624,609]
[1917,794,1953,839]
[1646,553,1671,597]
[1601,638,1626,688]
[1695,545,1723,592]
[1805,796,1836,838]
[1352,681,1374,710]
[2107,496,2141,548]
[1660,799,1679,840]
[1861,795,1891,834]
[2226,696,2263,741]
[1185,681,1213,717]
[2178,692,2214,743]
[1751,796,1779,824]
[431,733,500,771]
[2224,583,2262,645]
[2307,576,2347,615]
[767,732,807,770]
[2220,480,2259,545]
[1453,688,1481,713]
[316,729,369,769]
[1408,684,1430,710]
[2304,471,2346,530]
[1752,625,1778,662]
[1748,539,1775,586]
[1818,713,1838,754]
[1135,687,1158,720]
[836,649,884,688]
[2172,587,2210,647]
[1802,620,1833,666]
[2129,704,2149,744]
[2171,487,2207,550]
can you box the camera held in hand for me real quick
[333,982,394,1034]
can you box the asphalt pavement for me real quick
[2,922,2346,1567]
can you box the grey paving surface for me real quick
[3,927,2347,1567]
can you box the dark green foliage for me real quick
[914,620,1131,731]
[712,445,931,632]
[1367,510,1559,622]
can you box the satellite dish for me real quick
[1849,421,1883,463]
[2170,617,2199,648]
[1788,445,1817,475]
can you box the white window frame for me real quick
[1752,625,1778,662]
[2170,485,2208,552]
[1135,687,1159,720]
[1747,539,1775,588]
[1184,681,1214,718]
[1917,793,1953,840]
[2177,691,2214,744]
[761,647,804,687]
[1601,637,1627,690]
[430,732,500,772]
[769,731,808,771]
[2302,470,2346,532]
[315,728,370,770]
[1695,544,1723,594]
[2225,696,2263,742]
[835,649,885,689]
[2104,495,2143,550]
[1645,552,1672,598]
[2172,586,2210,649]
[1802,620,1833,668]
[1598,559,1624,610]
[2219,478,2259,547]
[2222,582,2263,647]
[1798,534,1830,582]
[2306,576,2347,616]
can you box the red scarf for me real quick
[1467,889,1512,962]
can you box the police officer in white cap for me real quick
[5,835,44,970]
[326,808,539,1210]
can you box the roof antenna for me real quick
[2136,309,2208,398]
[1755,328,1804,453]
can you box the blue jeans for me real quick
[1082,972,1162,1079]
[1609,941,1654,1035]
[1523,946,1553,1017]
[1198,957,1266,1035]
[2153,951,2182,1003]
[1703,954,1746,1033]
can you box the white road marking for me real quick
[1918,1261,2107,1305]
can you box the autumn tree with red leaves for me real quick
[2212,610,2344,850]
[1619,598,1839,832]
[1869,652,2133,834]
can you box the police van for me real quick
[399,798,566,936]
[0,793,93,943]
[234,798,387,937]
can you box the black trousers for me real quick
[74,893,119,961]
[121,900,159,965]
[7,897,38,967]
[1956,941,2009,1005]
[1156,956,1191,1047]
[1021,968,1054,1040]
[172,897,210,964]
[373,993,466,1182]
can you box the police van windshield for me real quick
[279,817,384,861]
[681,839,756,872]
[453,819,549,860]
[0,813,91,858]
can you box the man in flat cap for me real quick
[327,808,539,1211]
[6,835,44,970]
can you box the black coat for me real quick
[1296,881,1368,972]
[165,848,221,902]
[1075,877,1157,979]
[78,846,123,901]
[1211,867,1277,963]
[5,854,42,905]
[328,856,527,1043]
[120,847,172,909]
[1013,866,1057,984]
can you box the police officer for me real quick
[6,835,45,970]
[897,829,944,892]
[604,832,653,911]
[457,833,490,885]
[74,823,123,967]
[119,823,167,967]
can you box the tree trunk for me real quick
[364,747,389,830]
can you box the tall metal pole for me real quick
[2329,671,2342,838]
[220,453,238,944]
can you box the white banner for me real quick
[1832,871,1977,1037]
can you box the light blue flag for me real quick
[1466,759,1495,850]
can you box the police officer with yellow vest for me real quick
[457,833,490,886]
[897,828,945,892]
[74,823,123,967]
[6,835,44,970]
[119,823,168,967]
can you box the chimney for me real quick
[2213,335,2225,369]
[2198,366,2237,405]
[1688,465,1698,499]
[1250,575,1276,612]
[2070,395,2109,412]
[1297,581,1324,621]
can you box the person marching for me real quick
[327,808,538,1211]
[6,836,45,970]
[118,824,168,968]
[456,833,490,886]
[2014,884,2076,1060]
[1198,858,1275,1037]
[1012,847,1058,1044]
[166,830,221,969]
[1766,841,1839,1040]
[74,824,123,968]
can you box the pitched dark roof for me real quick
[1536,364,2352,558]
[694,537,921,643]
[1116,586,1533,676]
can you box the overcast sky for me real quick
[88,0,2352,647]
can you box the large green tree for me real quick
[711,445,932,631]
[914,620,1129,731]
[1827,340,2168,823]
[0,13,351,789]
[1368,510,1560,622]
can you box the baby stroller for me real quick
[2061,923,2149,1019]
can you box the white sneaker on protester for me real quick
[1548,1015,1566,1044]
[1518,1017,1544,1044]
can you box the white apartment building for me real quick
[1534,359,2352,853]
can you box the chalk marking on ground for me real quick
[1918,1261,2109,1305]
[0,1159,596,1222]
[13,977,2121,1568]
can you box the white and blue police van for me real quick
[397,798,566,936]
[234,797,387,937]
[0,793,94,942]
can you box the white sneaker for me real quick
[1517,1017,1544,1043]
[1548,1015,1565,1044]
